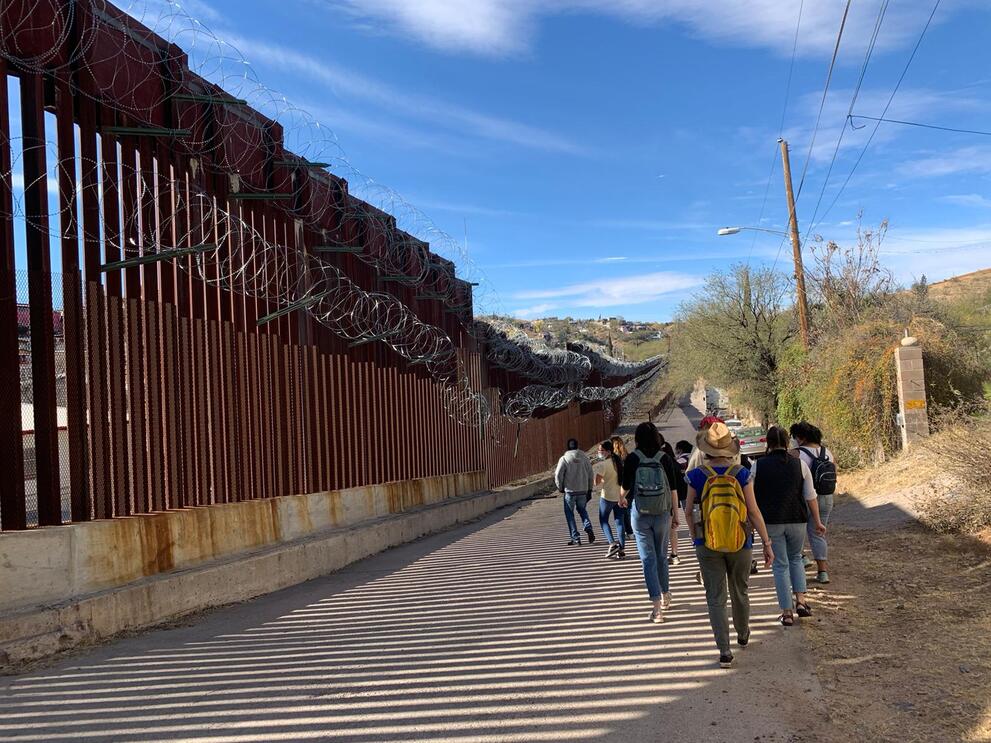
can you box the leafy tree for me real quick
[669,264,795,423]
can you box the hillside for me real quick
[487,315,670,362]
[927,267,991,302]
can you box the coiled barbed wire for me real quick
[475,319,591,386]
[0,0,663,430]
[0,0,493,317]
[567,341,662,378]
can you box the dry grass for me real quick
[915,417,991,534]
[806,523,991,743]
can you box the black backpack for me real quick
[800,446,837,496]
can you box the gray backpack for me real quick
[632,449,672,515]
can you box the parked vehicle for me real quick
[724,418,744,432]
[736,426,767,458]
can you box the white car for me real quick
[737,427,768,458]
[724,418,744,432]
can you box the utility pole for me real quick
[778,138,811,349]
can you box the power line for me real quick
[794,0,853,202]
[803,0,891,239]
[814,0,944,227]
[746,0,802,269]
[848,114,991,137]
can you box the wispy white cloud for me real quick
[587,218,707,232]
[323,1,970,57]
[784,87,990,165]
[940,193,991,208]
[221,33,584,154]
[512,302,557,318]
[509,270,703,317]
[899,145,991,177]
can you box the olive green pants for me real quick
[695,543,752,655]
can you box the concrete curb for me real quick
[0,477,553,672]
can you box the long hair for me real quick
[601,440,622,479]
[766,425,789,451]
[634,421,661,457]
[611,436,628,461]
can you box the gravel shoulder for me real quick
[805,486,991,742]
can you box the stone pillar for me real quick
[895,337,929,448]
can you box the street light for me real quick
[717,226,789,237]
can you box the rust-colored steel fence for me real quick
[0,2,634,531]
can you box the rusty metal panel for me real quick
[334,354,347,487]
[106,296,129,516]
[340,354,355,488]
[194,318,211,505]
[320,352,331,491]
[221,321,238,501]
[21,72,61,525]
[161,305,180,509]
[85,284,111,519]
[55,75,89,522]
[0,61,25,530]
[246,332,262,500]
[126,298,148,513]
[235,330,252,501]
[145,300,165,511]
[208,320,227,503]
[269,335,284,498]
[178,316,195,509]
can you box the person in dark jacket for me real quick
[619,422,679,623]
[753,426,827,626]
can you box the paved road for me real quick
[0,401,824,743]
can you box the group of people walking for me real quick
[554,413,837,668]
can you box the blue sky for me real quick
[19,0,991,320]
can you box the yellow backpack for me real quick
[700,465,747,552]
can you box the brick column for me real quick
[895,338,929,448]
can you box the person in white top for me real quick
[594,440,627,560]
[790,422,837,584]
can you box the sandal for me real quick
[780,612,795,627]
[795,602,812,618]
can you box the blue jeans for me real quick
[563,492,592,541]
[767,522,807,610]
[631,502,671,599]
[598,499,627,548]
[807,493,833,560]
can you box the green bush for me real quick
[777,315,987,468]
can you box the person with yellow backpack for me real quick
[685,421,773,668]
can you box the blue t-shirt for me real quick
[687,465,753,549]
[686,465,750,493]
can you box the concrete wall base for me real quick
[0,478,551,672]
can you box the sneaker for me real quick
[719,653,734,668]
[668,553,681,565]
[649,608,664,624]
[816,571,830,584]
[617,549,626,560]
[567,538,581,546]
[661,592,672,610]
[750,560,759,575]
[585,527,596,544]
[625,530,634,537]
[737,632,750,648]
[606,543,620,559]
[803,555,815,569]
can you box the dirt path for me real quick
[805,491,991,742]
